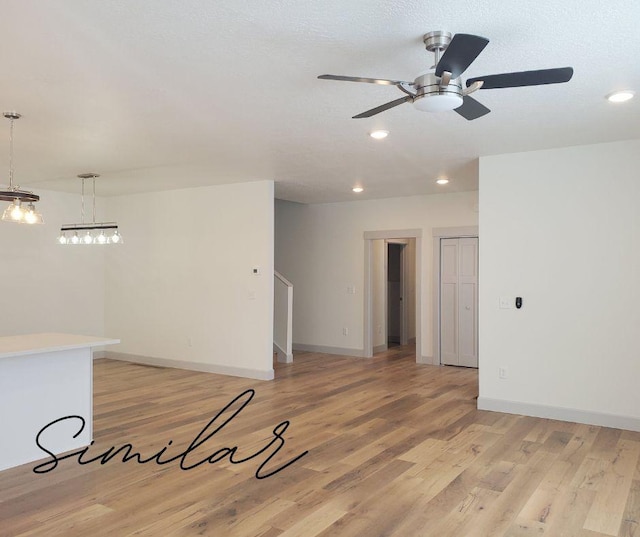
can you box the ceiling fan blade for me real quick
[435,34,489,79]
[454,95,491,121]
[466,67,574,89]
[318,74,411,86]
[352,96,413,119]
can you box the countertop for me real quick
[0,333,120,359]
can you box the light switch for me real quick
[347,285,356,294]
[249,291,257,300]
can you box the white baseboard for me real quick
[417,355,434,365]
[93,350,108,359]
[373,344,388,354]
[477,397,640,432]
[292,343,365,358]
[104,351,274,381]
[273,343,293,364]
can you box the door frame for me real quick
[432,226,479,365]
[364,229,422,361]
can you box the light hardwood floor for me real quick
[1,345,639,536]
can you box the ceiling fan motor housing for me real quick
[412,70,463,112]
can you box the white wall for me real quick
[105,180,274,380]
[275,192,478,360]
[478,139,640,429]
[0,190,105,337]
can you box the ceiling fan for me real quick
[318,31,573,120]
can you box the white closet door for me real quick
[458,238,478,367]
[440,237,478,368]
[440,239,459,365]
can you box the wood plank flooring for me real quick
[1,345,639,536]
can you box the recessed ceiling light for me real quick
[436,178,449,185]
[607,90,635,103]
[352,187,364,193]
[369,130,389,140]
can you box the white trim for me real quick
[273,271,294,362]
[432,226,479,238]
[417,355,434,365]
[364,229,423,240]
[478,397,640,432]
[274,270,293,288]
[105,352,274,380]
[274,342,293,363]
[384,240,389,349]
[432,226,479,366]
[292,343,364,358]
[93,350,108,359]
[363,229,422,362]
[364,239,373,357]
[373,344,388,354]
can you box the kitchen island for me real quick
[0,333,119,471]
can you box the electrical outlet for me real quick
[377,325,382,335]
[342,327,349,336]
[499,367,508,379]
[187,337,193,348]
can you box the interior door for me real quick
[440,237,478,367]
[387,243,404,345]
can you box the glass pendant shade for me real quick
[23,203,43,224]
[1,199,43,224]
[2,200,23,222]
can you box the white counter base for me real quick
[0,333,119,472]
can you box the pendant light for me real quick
[58,173,123,245]
[0,112,43,224]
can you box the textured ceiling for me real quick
[0,0,638,203]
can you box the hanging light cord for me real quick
[81,177,85,224]
[8,117,14,190]
[78,175,98,224]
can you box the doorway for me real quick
[387,243,404,348]
[364,229,423,361]
[370,239,417,354]
[385,240,417,349]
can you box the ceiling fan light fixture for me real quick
[319,30,573,122]
[352,186,364,193]
[369,130,389,139]
[606,90,634,103]
[436,178,449,185]
[413,93,463,113]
